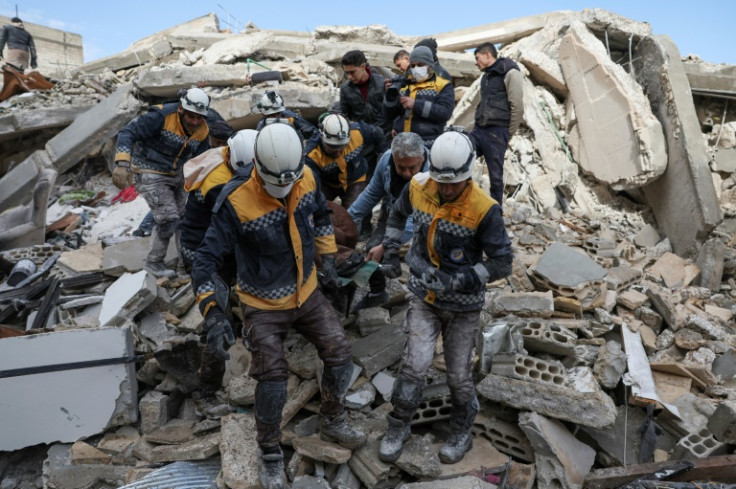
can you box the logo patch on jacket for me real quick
[450,248,464,263]
[308,214,315,228]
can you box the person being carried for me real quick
[378,129,513,465]
[192,122,366,489]
[112,87,210,278]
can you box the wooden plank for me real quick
[584,455,736,489]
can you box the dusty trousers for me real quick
[397,295,481,408]
[469,125,509,206]
[133,171,187,264]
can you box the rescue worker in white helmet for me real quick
[255,90,318,140]
[192,122,366,489]
[305,112,387,211]
[378,129,513,465]
[113,87,211,278]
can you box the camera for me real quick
[386,75,410,103]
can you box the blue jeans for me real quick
[470,126,509,206]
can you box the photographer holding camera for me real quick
[383,46,455,147]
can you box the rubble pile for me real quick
[1,7,736,489]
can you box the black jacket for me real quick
[475,58,520,129]
[0,24,36,67]
[340,70,389,136]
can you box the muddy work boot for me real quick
[438,428,473,464]
[320,412,366,449]
[438,396,479,464]
[258,447,289,489]
[379,414,412,462]
[144,260,177,279]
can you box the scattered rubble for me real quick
[1,6,736,489]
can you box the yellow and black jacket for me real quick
[193,165,337,313]
[383,74,454,145]
[115,102,210,175]
[304,120,387,192]
[383,172,512,311]
[180,146,232,265]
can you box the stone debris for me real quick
[0,7,735,489]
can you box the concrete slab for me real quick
[57,242,103,272]
[519,411,596,489]
[293,435,352,464]
[683,59,736,97]
[0,153,40,211]
[0,327,137,451]
[220,413,260,489]
[135,64,251,98]
[559,22,667,190]
[532,242,606,288]
[43,443,132,489]
[98,270,157,327]
[46,84,143,174]
[397,475,497,489]
[0,106,90,143]
[635,35,722,256]
[352,323,406,377]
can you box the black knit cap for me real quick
[414,38,439,61]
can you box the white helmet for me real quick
[319,113,351,146]
[227,129,258,170]
[258,91,285,115]
[429,130,476,183]
[254,122,304,186]
[180,87,210,116]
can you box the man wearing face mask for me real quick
[113,87,211,278]
[192,122,366,489]
[305,112,387,211]
[383,46,455,147]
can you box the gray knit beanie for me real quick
[409,46,434,67]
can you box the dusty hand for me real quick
[112,164,132,189]
[399,96,415,109]
[366,244,384,263]
[380,248,402,279]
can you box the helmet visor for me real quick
[183,93,208,112]
[258,163,302,185]
[429,156,473,182]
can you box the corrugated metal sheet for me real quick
[117,459,220,489]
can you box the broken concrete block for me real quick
[617,289,649,310]
[292,475,332,489]
[348,439,392,489]
[633,224,661,248]
[371,371,396,402]
[331,463,360,489]
[57,242,103,272]
[43,443,132,489]
[229,375,257,406]
[578,405,648,467]
[646,284,685,330]
[593,341,627,389]
[139,390,170,435]
[98,270,157,327]
[520,320,577,356]
[530,242,607,308]
[519,411,596,489]
[605,266,643,292]
[220,414,260,489]
[397,475,498,489]
[46,84,142,174]
[491,353,566,387]
[352,323,405,378]
[707,400,736,444]
[346,381,376,409]
[355,307,391,337]
[70,440,112,465]
[696,238,726,292]
[635,35,722,256]
[477,366,615,428]
[671,428,728,460]
[135,64,250,97]
[97,431,139,455]
[145,419,196,445]
[647,252,700,288]
[414,382,452,426]
[473,412,534,463]
[292,435,352,464]
[395,435,441,479]
[0,327,137,451]
[281,379,320,428]
[148,431,220,463]
[491,291,554,318]
[139,311,172,349]
[559,22,667,190]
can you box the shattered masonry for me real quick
[1,7,736,489]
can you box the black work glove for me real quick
[319,254,340,289]
[204,307,235,361]
[380,248,402,279]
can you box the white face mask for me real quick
[411,66,430,82]
[263,181,294,199]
